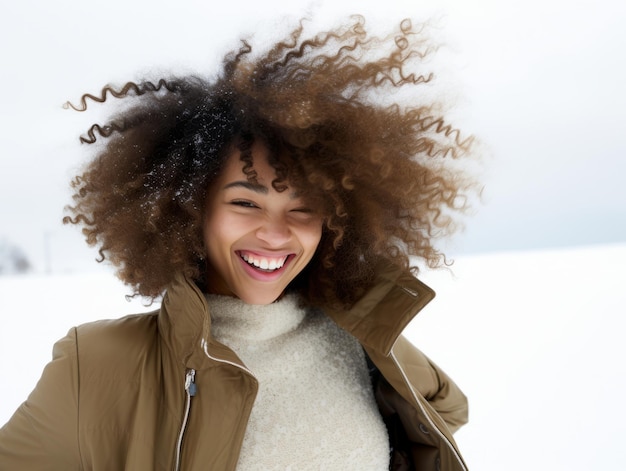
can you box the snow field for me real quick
[1,243,625,469]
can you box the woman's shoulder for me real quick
[70,311,161,365]
[75,310,160,335]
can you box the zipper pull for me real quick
[185,368,197,397]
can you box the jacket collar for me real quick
[157,265,435,368]
[156,272,246,371]
[157,273,210,369]
[324,263,435,356]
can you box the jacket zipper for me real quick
[174,289,254,470]
[199,339,260,471]
[200,338,255,377]
[172,341,255,471]
[174,368,196,471]
[389,350,467,471]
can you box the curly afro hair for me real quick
[63,15,477,309]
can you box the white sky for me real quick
[1,0,626,274]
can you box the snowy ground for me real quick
[1,243,624,470]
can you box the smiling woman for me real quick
[203,142,324,305]
[0,15,477,471]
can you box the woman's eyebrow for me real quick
[222,181,268,194]
[223,180,301,200]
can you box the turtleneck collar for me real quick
[206,294,307,343]
[156,267,434,370]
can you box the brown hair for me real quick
[64,16,477,308]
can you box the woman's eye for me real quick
[231,200,258,208]
[290,208,319,220]
[290,207,312,214]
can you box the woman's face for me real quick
[203,143,323,305]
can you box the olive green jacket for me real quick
[0,267,468,470]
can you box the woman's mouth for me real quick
[239,252,290,273]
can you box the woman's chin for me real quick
[234,288,284,306]
[240,297,281,306]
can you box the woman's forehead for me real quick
[220,142,273,180]
[213,142,319,205]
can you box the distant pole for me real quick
[44,232,52,275]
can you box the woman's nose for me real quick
[255,216,291,246]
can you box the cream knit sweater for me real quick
[207,294,390,471]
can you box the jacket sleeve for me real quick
[0,328,82,470]
[392,335,468,434]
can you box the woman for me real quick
[0,16,474,470]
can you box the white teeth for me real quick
[241,253,287,271]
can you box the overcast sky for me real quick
[1,0,625,274]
